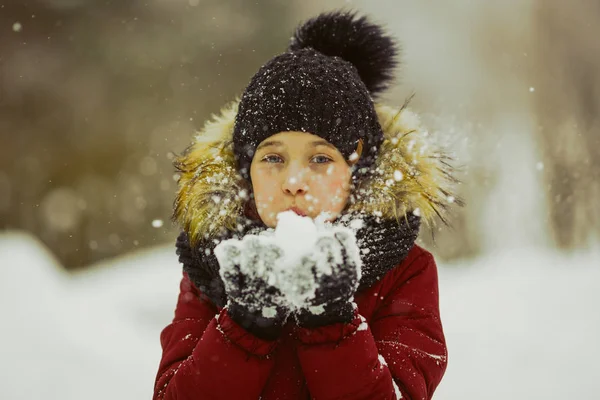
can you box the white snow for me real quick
[393,380,403,399]
[0,231,180,400]
[1,231,599,399]
[273,211,319,265]
[214,211,362,310]
[434,247,600,400]
[393,170,404,181]
[377,354,403,399]
[262,306,277,319]
[357,314,368,331]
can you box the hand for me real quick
[293,228,361,328]
[215,235,290,340]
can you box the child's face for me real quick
[250,131,353,228]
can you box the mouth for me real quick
[286,207,307,217]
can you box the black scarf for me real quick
[175,212,421,308]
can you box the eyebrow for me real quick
[310,140,337,150]
[256,139,336,151]
[256,140,283,151]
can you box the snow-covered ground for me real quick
[1,230,598,399]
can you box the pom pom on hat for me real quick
[289,10,399,97]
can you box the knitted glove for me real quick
[294,229,361,328]
[215,236,291,341]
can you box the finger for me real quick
[224,242,242,261]
[333,230,352,246]
[333,230,360,272]
[264,243,284,260]
[261,243,284,286]
[337,239,357,270]
[316,234,345,274]
[221,264,242,291]
[333,230,357,260]
[316,235,337,262]
[290,255,318,300]
[221,261,241,280]
[298,254,317,276]
[241,236,263,274]
[215,242,241,268]
[263,243,284,270]
[316,235,337,251]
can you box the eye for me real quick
[261,154,283,164]
[312,155,333,164]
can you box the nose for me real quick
[282,167,309,196]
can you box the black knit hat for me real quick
[232,10,399,181]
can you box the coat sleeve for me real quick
[153,272,280,400]
[294,251,447,400]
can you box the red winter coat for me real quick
[154,244,447,400]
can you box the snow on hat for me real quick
[232,10,399,181]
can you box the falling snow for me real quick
[393,170,404,181]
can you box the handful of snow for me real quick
[214,211,362,311]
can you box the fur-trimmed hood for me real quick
[172,99,460,245]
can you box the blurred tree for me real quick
[0,0,302,269]
[532,1,600,249]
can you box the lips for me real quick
[287,207,307,217]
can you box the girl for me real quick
[155,10,459,400]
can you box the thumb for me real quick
[215,242,242,281]
[333,229,355,248]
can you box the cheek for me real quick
[323,176,347,192]
[252,170,279,203]
[310,169,350,207]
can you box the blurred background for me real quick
[1,1,599,399]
